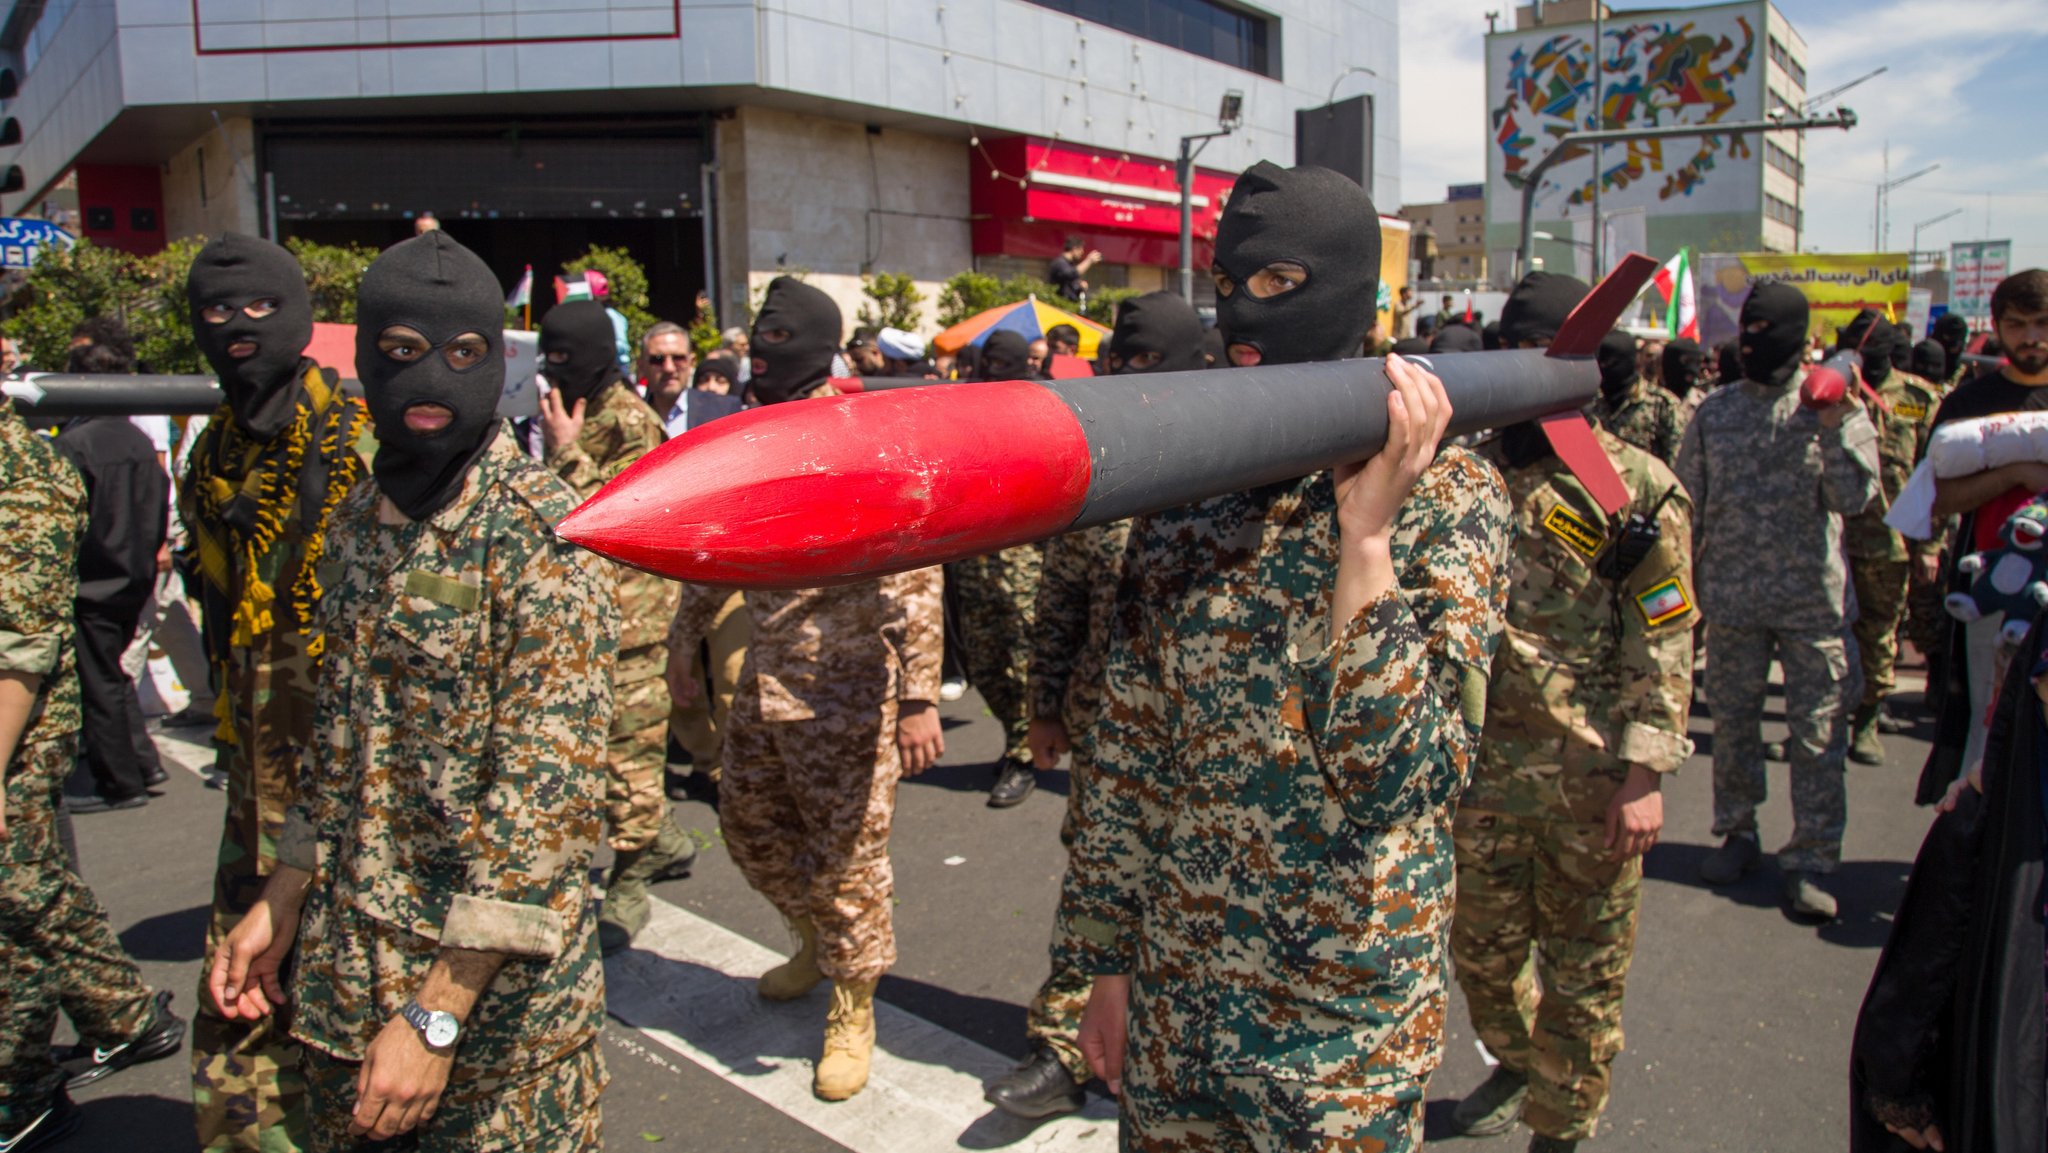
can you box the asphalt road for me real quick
[53,663,1943,1152]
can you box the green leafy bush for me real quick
[856,272,924,332]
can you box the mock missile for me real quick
[1800,352,1858,409]
[557,255,1657,589]
[5,374,224,416]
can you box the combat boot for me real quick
[1783,870,1839,920]
[757,916,825,1001]
[814,979,878,1101]
[1698,832,1760,886]
[1849,704,1885,765]
[1450,1065,1528,1137]
[598,816,699,956]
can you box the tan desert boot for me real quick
[813,979,877,1101]
[756,916,823,1001]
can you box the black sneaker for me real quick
[987,758,1036,809]
[0,1090,80,1153]
[984,1046,1085,1119]
[64,791,148,815]
[161,705,215,729]
[143,766,169,790]
[54,990,187,1090]
[1529,1135,1579,1153]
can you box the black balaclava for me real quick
[1430,325,1483,354]
[1837,309,1894,384]
[748,277,841,405]
[1498,272,1590,348]
[187,233,316,440]
[977,330,1033,380]
[1200,326,1225,367]
[1717,341,1743,384]
[1738,282,1810,388]
[1211,162,1381,365]
[1107,291,1206,375]
[356,233,505,522]
[1912,339,1948,382]
[1934,312,1972,374]
[1481,321,1503,351]
[1597,329,1640,398]
[1890,325,1917,379]
[694,355,741,389]
[1661,337,1703,398]
[539,300,624,407]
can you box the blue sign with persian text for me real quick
[0,218,74,269]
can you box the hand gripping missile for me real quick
[4,374,225,416]
[558,255,1658,588]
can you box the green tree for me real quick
[934,271,1064,329]
[563,245,658,351]
[856,271,924,332]
[1081,285,1141,328]
[285,236,379,324]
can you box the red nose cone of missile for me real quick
[555,380,1093,588]
[1801,367,1848,410]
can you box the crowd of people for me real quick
[1,156,2045,1153]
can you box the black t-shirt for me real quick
[1932,370,2048,428]
[1048,256,1084,301]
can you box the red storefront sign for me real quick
[970,136,1237,268]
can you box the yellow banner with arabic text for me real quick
[1698,253,1912,350]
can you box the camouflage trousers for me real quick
[1850,554,1911,708]
[194,720,312,1153]
[1,736,155,1112]
[669,589,749,776]
[949,546,1042,762]
[1450,809,1642,1141]
[301,1039,603,1153]
[607,649,673,853]
[1705,624,1855,873]
[721,697,902,984]
[1120,1065,1424,1152]
[1026,740,1098,1083]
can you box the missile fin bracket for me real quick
[1546,253,1660,359]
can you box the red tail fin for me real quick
[1547,253,1660,359]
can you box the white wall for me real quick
[160,116,261,240]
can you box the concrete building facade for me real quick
[0,0,1402,335]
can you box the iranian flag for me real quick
[1653,250,1698,341]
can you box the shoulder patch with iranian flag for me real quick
[1636,577,1693,626]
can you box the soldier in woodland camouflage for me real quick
[536,299,694,954]
[985,291,1206,1121]
[721,277,948,1103]
[1836,313,1941,763]
[1444,276,1696,1152]
[1057,163,1511,1151]
[1586,329,1686,464]
[1675,283,1879,922]
[2,398,186,1153]
[179,233,371,1152]
[207,233,618,1152]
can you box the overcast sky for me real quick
[1397,0,2047,271]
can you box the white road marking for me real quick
[605,898,1119,1153]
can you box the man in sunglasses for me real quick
[638,322,740,436]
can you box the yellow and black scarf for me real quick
[178,362,369,744]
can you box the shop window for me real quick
[1025,0,1279,79]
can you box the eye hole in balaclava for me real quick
[1210,162,1381,367]
[1597,330,1640,398]
[354,232,506,522]
[748,277,842,405]
[187,233,316,441]
[1738,282,1811,388]
[539,300,624,407]
[1107,291,1207,375]
[1837,309,1894,384]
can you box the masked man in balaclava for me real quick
[1832,312,1941,766]
[1585,329,1685,465]
[1056,162,1512,1150]
[180,233,372,1153]
[1931,312,1974,392]
[1675,283,1879,921]
[535,299,696,955]
[206,232,618,1151]
[985,290,1208,1120]
[1902,332,1962,672]
[950,327,1048,807]
[719,276,945,1102]
[1660,337,1703,406]
[1446,273,1697,1153]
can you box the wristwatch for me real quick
[398,1001,461,1052]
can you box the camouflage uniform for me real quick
[1674,376,1879,873]
[667,584,750,777]
[1456,430,1696,1141]
[1022,519,1133,1084]
[278,435,619,1152]
[720,568,943,984]
[180,366,368,1153]
[544,380,678,851]
[949,544,1042,762]
[1055,451,1511,1149]
[1586,377,1687,465]
[1845,371,1940,709]
[0,406,159,1128]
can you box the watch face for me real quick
[424,1014,459,1049]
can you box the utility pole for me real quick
[1590,3,1604,279]
[1178,91,1244,304]
[1877,160,1939,252]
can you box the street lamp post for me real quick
[1517,109,1858,279]
[1912,208,1964,260]
[1179,90,1244,305]
[1877,164,1938,251]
